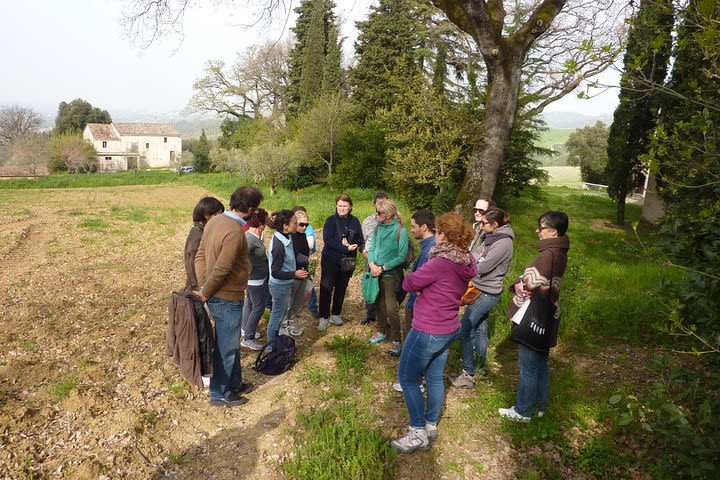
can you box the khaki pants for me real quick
[376,275,401,342]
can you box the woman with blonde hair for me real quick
[367,198,409,356]
[392,213,476,452]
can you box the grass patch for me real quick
[0,170,181,189]
[168,451,195,464]
[284,403,396,480]
[49,374,79,403]
[325,335,370,383]
[77,218,110,232]
[169,383,186,397]
[20,338,37,352]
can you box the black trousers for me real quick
[319,256,352,319]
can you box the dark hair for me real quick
[477,196,497,209]
[269,209,295,231]
[291,205,307,214]
[192,197,225,224]
[229,185,264,212]
[437,213,474,248]
[373,191,388,203]
[411,209,435,232]
[538,211,569,236]
[246,208,269,228]
[335,193,353,207]
[483,208,509,227]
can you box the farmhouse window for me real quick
[105,157,111,160]
[164,137,167,143]
[145,143,150,149]
[102,141,107,148]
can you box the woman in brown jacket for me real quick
[184,197,225,290]
[500,211,570,422]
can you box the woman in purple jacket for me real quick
[391,213,476,453]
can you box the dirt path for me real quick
[0,185,655,479]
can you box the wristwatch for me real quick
[381,265,386,273]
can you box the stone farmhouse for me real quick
[83,123,181,172]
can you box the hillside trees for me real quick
[606,0,673,225]
[54,99,111,134]
[565,121,609,184]
[192,129,212,173]
[286,0,342,117]
[49,133,98,173]
[5,134,50,177]
[186,40,290,123]
[0,105,43,148]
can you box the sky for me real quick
[0,0,619,124]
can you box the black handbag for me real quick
[510,252,556,354]
[509,293,556,354]
[341,255,357,274]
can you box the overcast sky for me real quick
[0,0,619,123]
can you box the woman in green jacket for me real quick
[367,198,409,356]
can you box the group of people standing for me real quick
[181,185,571,455]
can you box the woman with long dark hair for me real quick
[184,196,225,290]
[267,210,309,347]
[240,208,269,351]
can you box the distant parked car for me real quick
[179,166,194,174]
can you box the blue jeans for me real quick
[242,283,269,341]
[206,297,244,400]
[515,343,550,417]
[459,292,501,374]
[397,328,458,427]
[267,282,292,345]
[307,288,318,314]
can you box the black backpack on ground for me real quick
[253,334,297,375]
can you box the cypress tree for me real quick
[605,0,673,225]
[431,41,448,98]
[349,0,427,120]
[298,0,326,111]
[322,22,343,95]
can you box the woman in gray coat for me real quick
[451,208,514,387]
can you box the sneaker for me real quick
[289,325,304,336]
[209,392,248,407]
[451,370,476,388]
[240,339,264,351]
[278,326,290,336]
[241,329,261,339]
[537,410,545,418]
[369,332,387,344]
[425,421,438,442]
[392,382,426,394]
[318,318,329,332]
[233,382,254,395]
[391,426,430,453]
[388,341,402,356]
[498,406,531,423]
[329,314,344,326]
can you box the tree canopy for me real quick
[55,99,112,134]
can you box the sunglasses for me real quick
[473,208,486,213]
[298,222,309,227]
[537,226,553,231]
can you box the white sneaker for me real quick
[318,318,329,331]
[537,410,544,418]
[240,339,264,351]
[425,421,438,442]
[286,325,304,336]
[499,406,531,423]
[391,426,430,453]
[392,382,426,394]
[329,314,344,326]
[279,326,290,336]
[241,329,261,339]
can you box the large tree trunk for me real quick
[456,57,523,212]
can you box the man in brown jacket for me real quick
[195,185,264,407]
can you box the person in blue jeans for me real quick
[393,213,476,453]
[292,205,320,317]
[267,209,309,348]
[194,185,264,407]
[500,211,570,422]
[452,208,514,388]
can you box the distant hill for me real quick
[540,111,612,129]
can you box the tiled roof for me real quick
[86,123,120,141]
[113,123,180,137]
